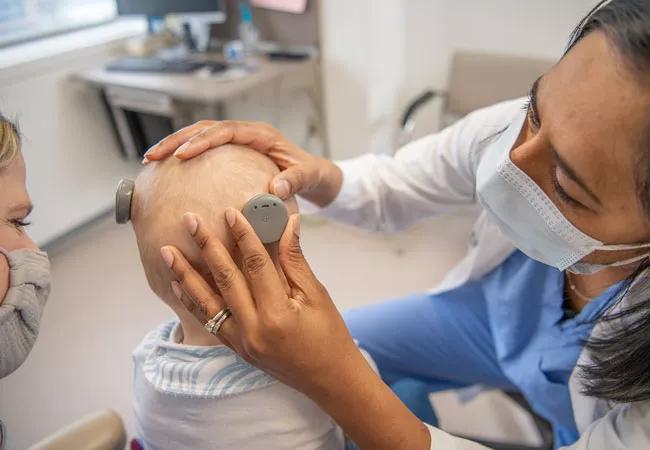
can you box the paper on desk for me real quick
[251,0,307,14]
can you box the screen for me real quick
[117,0,223,16]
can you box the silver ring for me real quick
[204,308,232,335]
[213,309,232,334]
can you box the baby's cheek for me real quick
[0,224,38,252]
[0,254,9,306]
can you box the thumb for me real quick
[278,215,324,301]
[270,164,317,200]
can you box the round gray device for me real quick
[115,178,135,224]
[242,194,289,244]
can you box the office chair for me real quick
[399,50,554,146]
[396,50,556,450]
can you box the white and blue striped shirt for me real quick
[133,321,345,450]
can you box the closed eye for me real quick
[549,165,586,210]
[10,218,32,230]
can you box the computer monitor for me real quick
[117,0,224,16]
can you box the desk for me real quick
[75,56,325,159]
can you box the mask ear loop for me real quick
[115,179,135,224]
[594,242,650,251]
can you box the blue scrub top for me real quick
[346,250,625,448]
[482,251,623,445]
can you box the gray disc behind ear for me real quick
[242,194,289,244]
[115,179,135,224]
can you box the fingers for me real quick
[224,208,289,310]
[144,121,282,162]
[269,165,314,200]
[182,213,257,325]
[167,265,239,350]
[144,122,213,161]
[278,214,327,302]
[0,255,9,306]
[172,121,281,161]
[161,246,225,321]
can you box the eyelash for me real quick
[525,79,542,132]
[527,105,540,132]
[11,219,32,229]
[549,166,585,210]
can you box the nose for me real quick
[509,128,551,191]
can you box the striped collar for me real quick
[137,321,277,398]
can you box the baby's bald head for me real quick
[131,145,296,314]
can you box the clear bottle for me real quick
[238,1,259,60]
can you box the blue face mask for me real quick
[476,109,650,275]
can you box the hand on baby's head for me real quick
[130,145,298,316]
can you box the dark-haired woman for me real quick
[145,1,650,448]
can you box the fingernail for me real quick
[183,213,198,236]
[293,215,301,238]
[174,142,189,156]
[142,156,150,165]
[274,179,290,199]
[160,247,174,268]
[145,139,163,155]
[225,208,237,227]
[171,281,183,300]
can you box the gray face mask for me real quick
[0,247,51,378]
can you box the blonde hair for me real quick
[0,115,20,170]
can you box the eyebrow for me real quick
[529,77,602,207]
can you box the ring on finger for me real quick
[205,307,230,333]
[213,310,232,335]
[204,308,232,336]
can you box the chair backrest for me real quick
[446,50,555,121]
[29,410,126,450]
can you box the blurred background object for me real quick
[0,1,599,449]
[28,410,126,450]
[399,50,555,146]
[0,0,117,48]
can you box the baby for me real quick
[129,145,344,450]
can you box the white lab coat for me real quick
[305,98,650,449]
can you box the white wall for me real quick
[320,0,406,158]
[0,22,146,246]
[320,0,598,160]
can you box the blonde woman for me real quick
[0,115,51,448]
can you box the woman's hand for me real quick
[143,121,343,207]
[161,209,431,450]
[163,210,359,392]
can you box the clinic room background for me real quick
[0,1,603,449]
